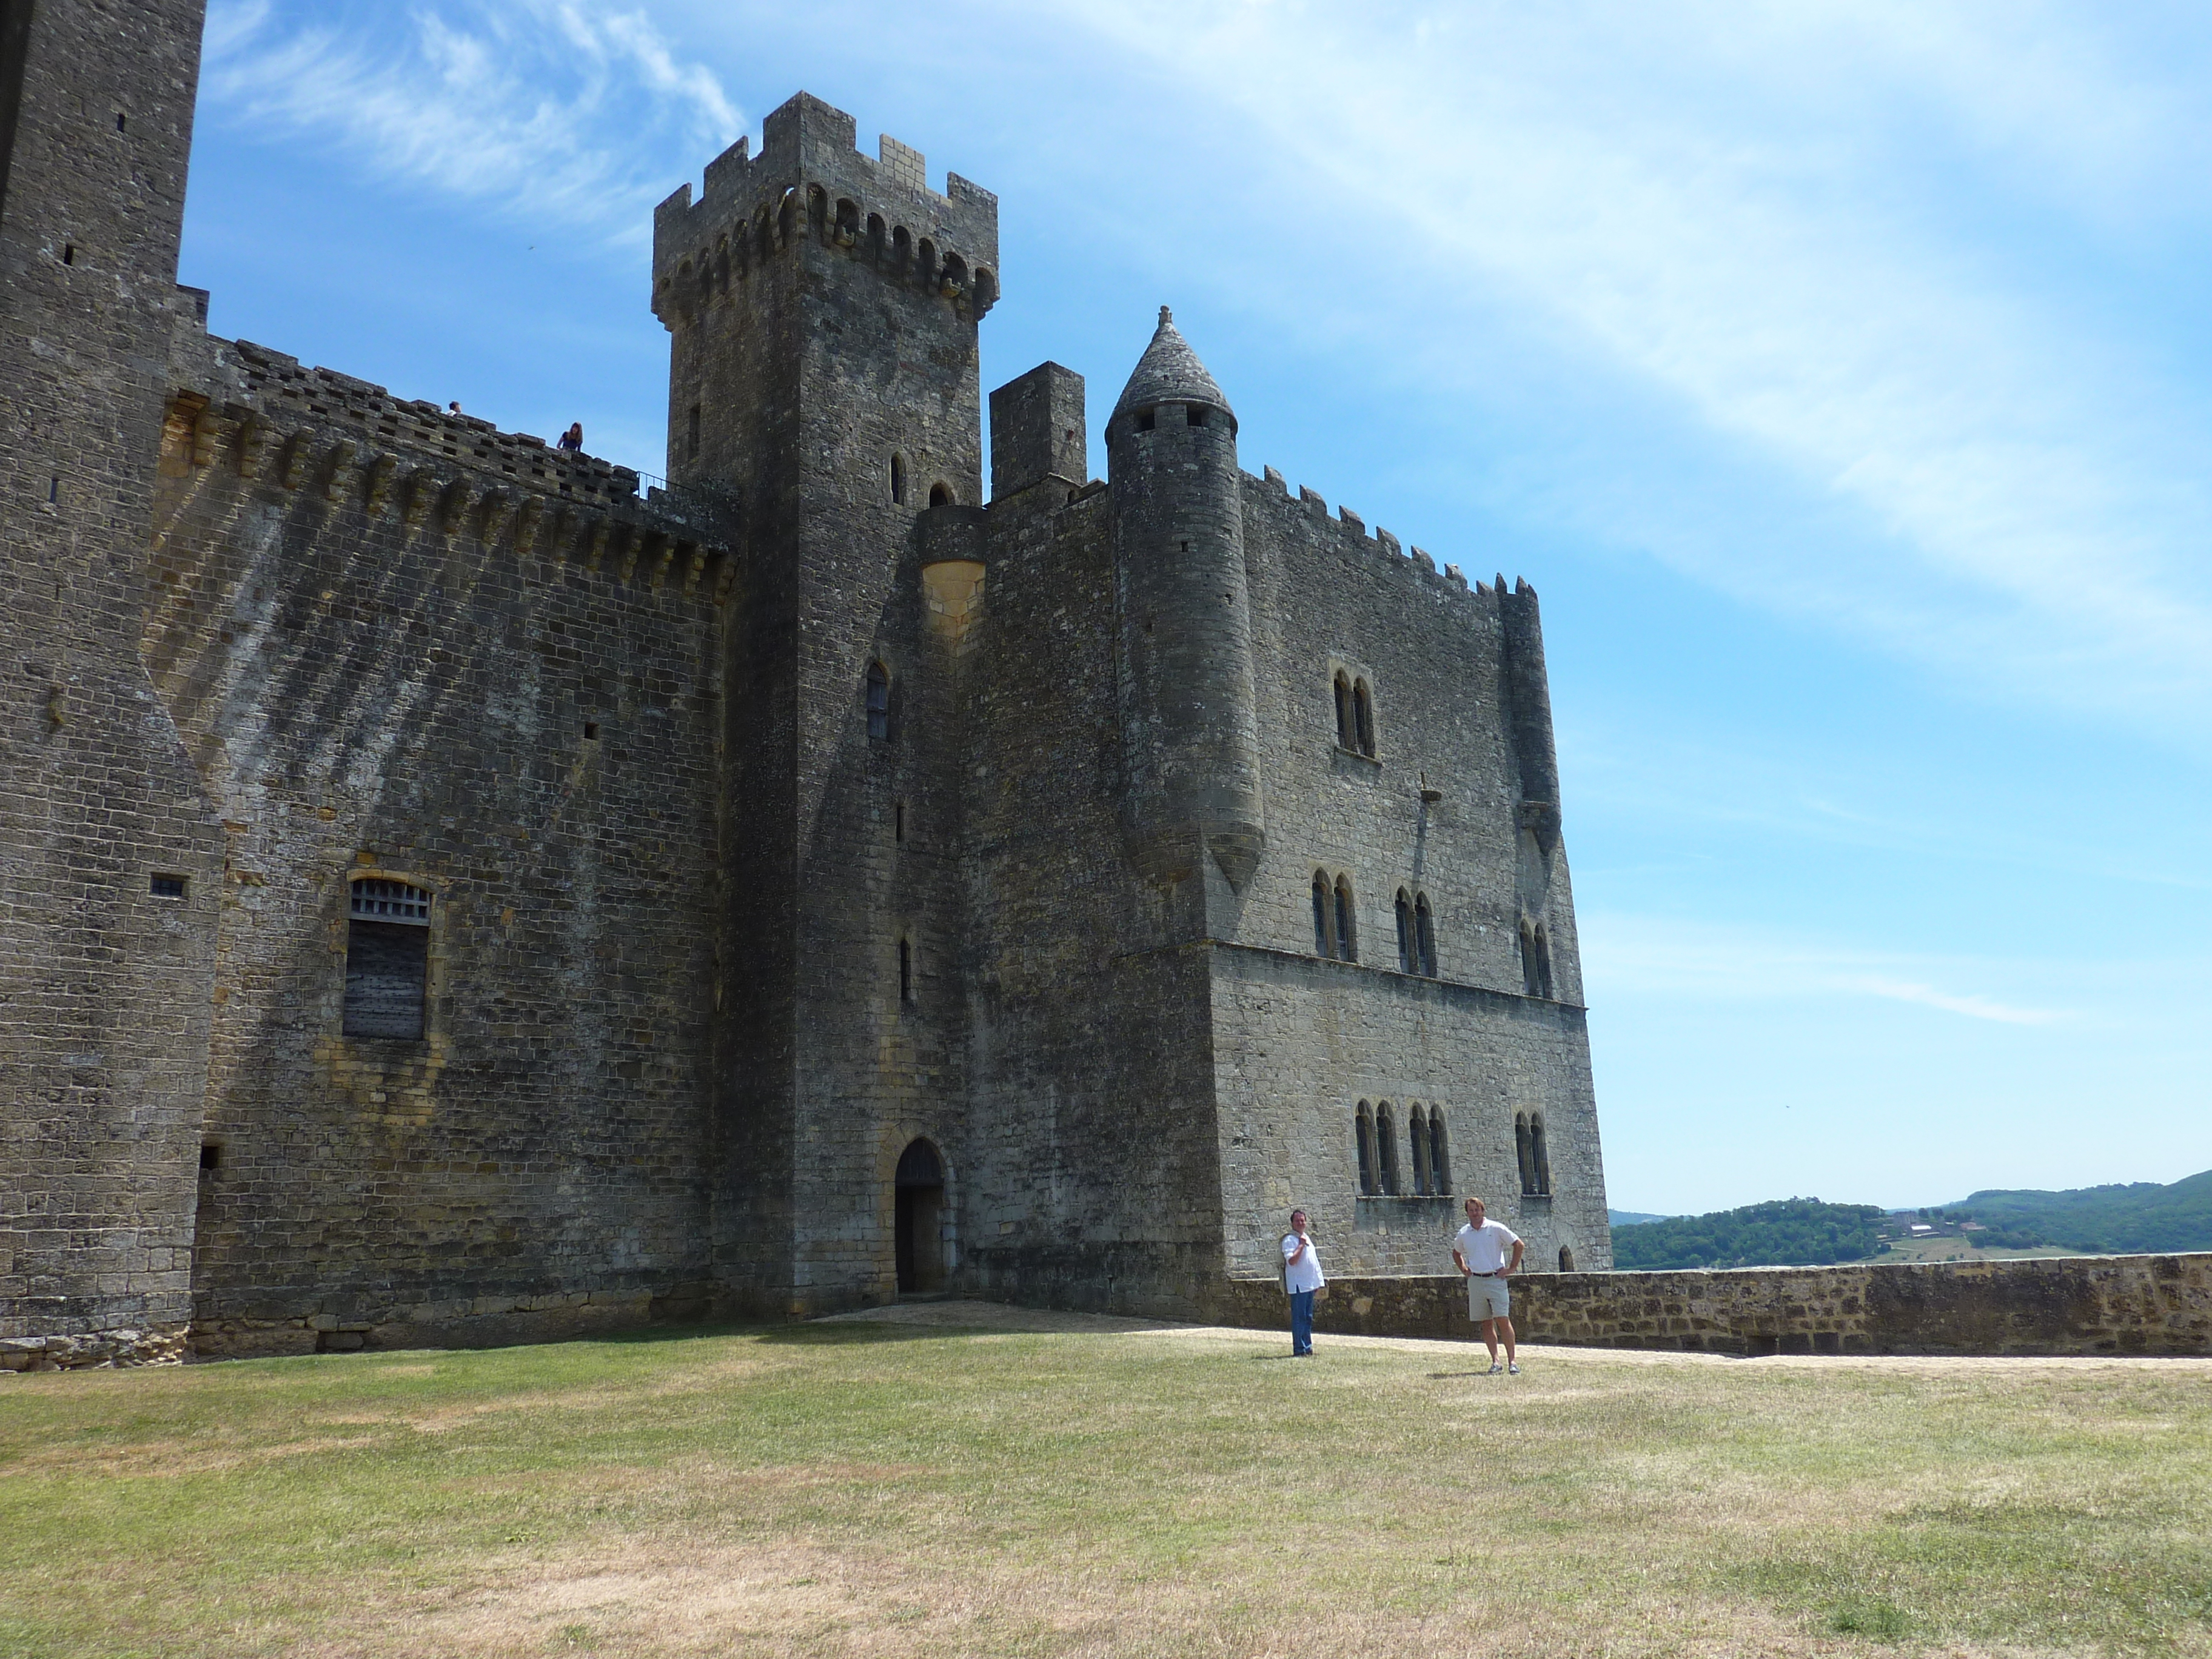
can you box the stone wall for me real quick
[6,49,1619,1350]
[655,93,997,1316]
[957,476,1235,1316]
[147,332,731,1359]
[0,0,221,1359]
[1201,460,1609,1280]
[1207,1255,2212,1357]
[1209,947,1607,1280]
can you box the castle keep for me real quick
[1,2,1609,1366]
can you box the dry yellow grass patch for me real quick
[2,1303,2207,1658]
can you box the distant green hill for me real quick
[1937,1170,2212,1255]
[1607,1210,1672,1227]
[1610,1198,1885,1271]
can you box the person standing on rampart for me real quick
[1453,1196,1524,1374]
[1281,1209,1324,1357]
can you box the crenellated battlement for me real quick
[1247,464,1523,613]
[651,90,999,332]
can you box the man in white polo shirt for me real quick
[1452,1196,1525,1375]
[1281,1209,1325,1356]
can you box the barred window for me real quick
[344,878,431,1040]
[350,879,431,923]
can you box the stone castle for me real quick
[1,1,1608,1366]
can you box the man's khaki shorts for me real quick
[1467,1273,1511,1320]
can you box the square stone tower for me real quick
[651,96,1001,1313]
[0,0,222,1364]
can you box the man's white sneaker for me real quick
[1485,1362,1503,1375]
[1507,1362,1521,1375]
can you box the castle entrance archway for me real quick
[894,1138,946,1295]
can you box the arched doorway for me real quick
[894,1138,946,1295]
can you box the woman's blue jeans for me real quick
[1289,1290,1315,1355]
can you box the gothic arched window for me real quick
[1428,1109,1450,1193]
[1408,1104,1430,1194]
[1333,672,1354,750]
[1520,921,1553,1000]
[1395,889,1415,973]
[1375,1101,1399,1194]
[866,660,891,742]
[1355,1101,1376,1195]
[1334,875,1356,962]
[1415,894,1437,978]
[1312,871,1333,957]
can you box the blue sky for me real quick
[179,1,2212,1215]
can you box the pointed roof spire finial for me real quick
[1114,305,1235,432]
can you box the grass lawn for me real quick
[4,1302,2209,1658]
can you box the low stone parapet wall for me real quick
[1208,1253,2212,1356]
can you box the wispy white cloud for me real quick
[1840,976,2059,1026]
[1583,910,2072,1024]
[200,0,740,247]
[1032,0,2212,737]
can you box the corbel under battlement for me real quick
[156,342,736,608]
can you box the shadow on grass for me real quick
[748,1321,1021,1349]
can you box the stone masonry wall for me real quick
[1209,946,1606,1281]
[146,329,729,1359]
[1206,1254,2212,1357]
[1204,463,1608,1278]
[959,479,1233,1316]
[0,0,221,1365]
[655,93,996,1315]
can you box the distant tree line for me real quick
[1610,1198,1886,1272]
[1938,1170,2212,1256]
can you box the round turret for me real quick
[1107,307,1264,906]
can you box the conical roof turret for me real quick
[1112,307,1236,432]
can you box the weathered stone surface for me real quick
[0,0,221,1359]
[1208,1254,2212,1357]
[4,14,1608,1356]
